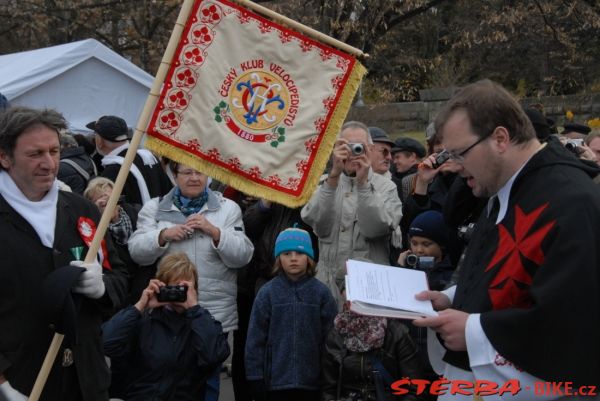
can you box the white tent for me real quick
[0,39,153,132]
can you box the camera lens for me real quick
[349,143,364,155]
[406,253,419,267]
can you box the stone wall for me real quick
[346,89,600,138]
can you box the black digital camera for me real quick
[348,143,365,156]
[157,285,188,303]
[431,149,451,169]
[405,254,435,270]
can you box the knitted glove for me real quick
[0,381,27,401]
[70,260,105,299]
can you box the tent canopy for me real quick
[0,39,153,133]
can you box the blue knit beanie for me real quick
[274,226,314,259]
[408,210,449,247]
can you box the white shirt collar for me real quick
[488,146,542,224]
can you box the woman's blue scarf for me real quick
[172,186,209,216]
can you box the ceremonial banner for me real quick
[145,0,366,207]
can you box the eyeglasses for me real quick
[177,169,203,178]
[447,129,495,163]
[371,144,391,157]
[375,148,391,157]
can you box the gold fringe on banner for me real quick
[295,60,368,205]
[146,59,366,208]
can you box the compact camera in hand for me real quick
[431,149,451,169]
[405,254,435,270]
[565,138,583,153]
[348,143,365,156]
[157,285,188,302]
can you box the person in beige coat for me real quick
[301,121,402,306]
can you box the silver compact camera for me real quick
[348,143,365,155]
[565,138,583,152]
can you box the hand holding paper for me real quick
[413,309,469,351]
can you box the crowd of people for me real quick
[1,79,599,401]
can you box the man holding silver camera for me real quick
[301,121,402,306]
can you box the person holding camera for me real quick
[102,252,230,401]
[127,160,253,401]
[397,210,453,391]
[398,135,464,266]
[398,210,453,292]
[301,121,402,307]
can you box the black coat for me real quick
[321,320,423,401]
[446,140,600,385]
[242,201,318,294]
[0,191,129,401]
[101,148,172,207]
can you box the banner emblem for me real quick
[215,60,300,146]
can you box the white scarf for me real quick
[0,170,58,248]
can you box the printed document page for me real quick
[346,259,437,317]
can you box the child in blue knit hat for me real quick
[245,226,337,401]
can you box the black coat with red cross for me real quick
[444,139,600,386]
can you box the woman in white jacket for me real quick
[128,160,254,401]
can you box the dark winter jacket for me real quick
[400,173,464,265]
[242,201,318,294]
[245,273,337,391]
[0,191,129,401]
[321,320,422,401]
[58,146,97,194]
[102,304,230,401]
[108,202,151,305]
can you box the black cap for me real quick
[524,108,551,141]
[368,126,395,147]
[86,115,129,142]
[40,265,86,343]
[391,137,426,158]
[562,122,591,136]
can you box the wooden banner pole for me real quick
[232,0,367,58]
[27,1,196,399]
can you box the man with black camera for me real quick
[414,80,600,399]
[301,121,402,306]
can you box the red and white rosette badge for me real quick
[77,217,112,271]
